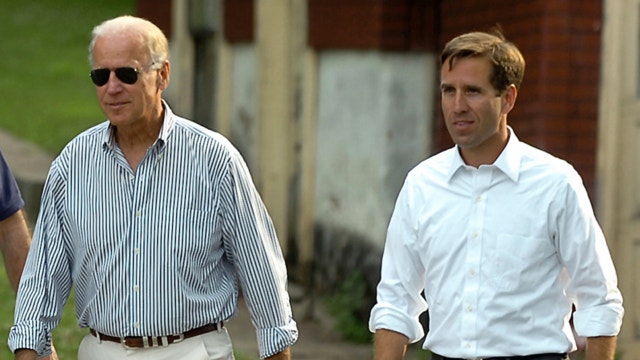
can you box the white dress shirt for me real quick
[9,102,297,358]
[369,128,623,358]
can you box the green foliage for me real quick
[323,271,373,344]
[405,345,432,359]
[0,0,135,154]
[234,352,252,360]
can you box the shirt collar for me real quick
[102,99,175,152]
[446,126,522,183]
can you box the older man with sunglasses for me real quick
[9,15,297,360]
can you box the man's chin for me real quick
[107,116,133,127]
[449,134,474,147]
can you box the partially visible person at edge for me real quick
[9,15,297,360]
[0,149,30,295]
[368,30,624,360]
[0,149,59,360]
[0,152,58,360]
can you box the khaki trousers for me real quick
[77,327,235,360]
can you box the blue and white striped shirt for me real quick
[9,103,298,358]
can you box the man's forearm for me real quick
[586,336,617,360]
[265,347,291,360]
[374,328,409,360]
[0,210,31,292]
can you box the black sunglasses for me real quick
[90,67,141,86]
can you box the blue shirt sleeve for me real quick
[0,149,25,221]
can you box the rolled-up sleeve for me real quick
[557,171,624,337]
[221,150,298,358]
[369,180,428,343]
[9,160,72,356]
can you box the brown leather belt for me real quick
[89,323,223,348]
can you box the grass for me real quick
[0,0,135,154]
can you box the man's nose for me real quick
[105,73,124,92]
[453,93,468,112]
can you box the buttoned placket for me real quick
[123,146,159,335]
[459,166,492,355]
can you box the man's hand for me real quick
[39,342,59,360]
[266,347,291,360]
[15,349,37,360]
[14,342,58,360]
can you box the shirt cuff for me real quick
[255,317,298,359]
[369,302,425,343]
[8,321,52,357]
[573,302,624,337]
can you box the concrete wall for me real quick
[225,48,435,248]
[227,45,258,173]
[314,51,434,248]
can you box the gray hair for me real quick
[88,15,169,67]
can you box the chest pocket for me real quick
[492,233,553,291]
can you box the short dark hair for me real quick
[440,30,525,92]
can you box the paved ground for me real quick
[0,130,53,220]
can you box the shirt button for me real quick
[472,232,478,238]
[467,306,473,312]
[469,269,476,275]
[475,196,482,202]
[133,284,139,292]
[134,322,140,329]
[136,210,141,217]
[134,247,140,255]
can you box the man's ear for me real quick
[158,60,171,90]
[501,84,517,115]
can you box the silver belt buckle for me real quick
[143,335,170,348]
